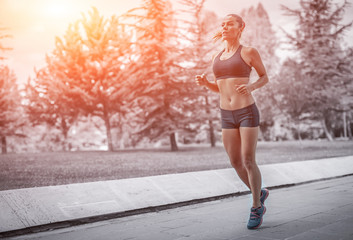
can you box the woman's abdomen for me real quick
[217,78,255,110]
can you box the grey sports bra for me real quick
[212,45,252,80]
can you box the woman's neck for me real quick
[225,39,240,53]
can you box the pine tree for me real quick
[77,7,133,151]
[122,0,196,151]
[276,58,308,140]
[28,7,133,151]
[178,0,220,147]
[0,26,26,153]
[25,68,80,151]
[25,18,89,151]
[340,47,353,139]
[0,66,26,153]
[280,0,353,140]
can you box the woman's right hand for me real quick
[195,74,208,86]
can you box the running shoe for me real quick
[247,203,266,229]
[260,188,269,205]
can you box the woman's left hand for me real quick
[235,84,253,95]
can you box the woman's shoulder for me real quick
[241,45,259,56]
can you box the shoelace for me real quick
[250,208,261,219]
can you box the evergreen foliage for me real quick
[121,0,198,151]
[0,66,26,153]
[25,68,80,151]
[178,0,220,146]
[0,26,26,154]
[26,7,133,151]
[280,0,353,140]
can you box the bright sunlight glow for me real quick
[41,0,78,18]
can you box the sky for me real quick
[1,0,353,86]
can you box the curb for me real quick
[1,155,353,237]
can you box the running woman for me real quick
[195,14,270,229]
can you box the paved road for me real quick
[6,175,353,240]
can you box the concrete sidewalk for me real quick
[1,155,353,237]
[5,175,353,240]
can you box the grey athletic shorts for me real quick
[220,103,260,129]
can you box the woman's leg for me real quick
[239,127,262,208]
[222,128,251,189]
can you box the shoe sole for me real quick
[247,206,266,230]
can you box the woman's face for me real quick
[221,16,242,41]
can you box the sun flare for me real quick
[40,0,78,18]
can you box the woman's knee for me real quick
[242,154,257,170]
[229,157,243,169]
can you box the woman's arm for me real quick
[235,47,269,95]
[248,48,269,91]
[195,74,219,92]
[195,53,220,92]
[205,75,219,92]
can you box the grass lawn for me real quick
[1,140,352,191]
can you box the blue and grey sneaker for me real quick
[260,188,269,205]
[247,203,266,229]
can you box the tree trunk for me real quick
[296,122,304,148]
[170,132,178,151]
[209,119,216,147]
[295,116,302,142]
[347,119,352,139]
[118,114,125,149]
[1,136,6,154]
[343,111,347,139]
[205,96,216,147]
[297,123,302,142]
[61,118,69,151]
[321,119,333,141]
[119,128,125,150]
[103,108,113,151]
